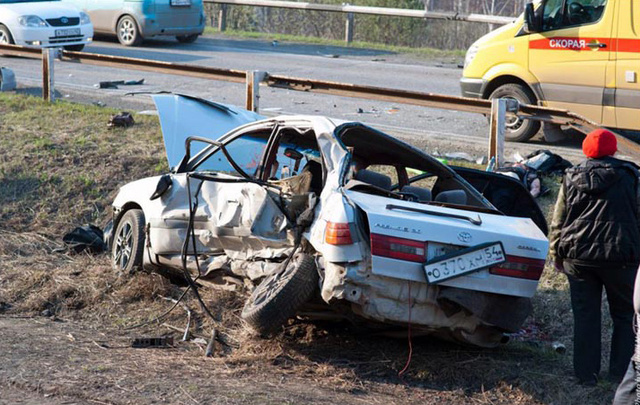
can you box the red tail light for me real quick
[325,222,353,245]
[490,255,545,280]
[371,233,427,263]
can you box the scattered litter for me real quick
[357,108,363,113]
[261,107,283,111]
[356,107,379,114]
[442,152,477,163]
[95,79,145,89]
[386,108,400,114]
[137,110,158,116]
[271,40,278,46]
[55,224,106,254]
[323,54,340,58]
[92,101,106,107]
[68,74,73,78]
[41,308,53,317]
[108,112,135,128]
[0,67,16,92]
[191,338,207,345]
[131,336,174,348]
[371,58,386,62]
[0,301,12,313]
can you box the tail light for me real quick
[325,222,353,245]
[490,256,545,280]
[370,233,426,263]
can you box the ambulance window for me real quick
[542,0,607,31]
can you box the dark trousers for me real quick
[613,360,640,405]
[565,261,636,383]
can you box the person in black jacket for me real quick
[549,129,640,386]
[613,266,640,404]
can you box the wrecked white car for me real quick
[111,94,549,347]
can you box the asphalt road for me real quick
[0,33,588,161]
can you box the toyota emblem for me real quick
[61,17,69,24]
[457,232,472,243]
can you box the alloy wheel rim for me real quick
[113,222,133,269]
[0,31,8,44]
[119,20,135,43]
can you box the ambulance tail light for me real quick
[490,256,545,280]
[370,233,427,263]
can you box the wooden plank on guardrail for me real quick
[60,50,247,83]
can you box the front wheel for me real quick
[242,252,318,336]
[0,25,14,45]
[176,34,199,44]
[488,83,541,142]
[112,209,146,273]
[117,16,142,46]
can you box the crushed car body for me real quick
[111,93,549,347]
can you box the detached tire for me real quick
[489,83,541,142]
[112,209,145,273]
[242,252,318,336]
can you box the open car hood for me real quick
[152,94,265,169]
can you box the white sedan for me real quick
[110,94,549,347]
[0,0,92,51]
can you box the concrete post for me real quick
[245,70,267,112]
[218,4,227,32]
[488,97,507,169]
[345,10,354,43]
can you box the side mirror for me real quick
[523,2,541,33]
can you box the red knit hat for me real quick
[582,129,617,158]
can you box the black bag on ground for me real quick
[522,149,572,174]
[61,224,106,254]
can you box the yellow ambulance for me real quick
[460,0,639,142]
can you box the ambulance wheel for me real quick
[489,84,541,142]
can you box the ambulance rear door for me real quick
[614,0,640,130]
[528,0,614,124]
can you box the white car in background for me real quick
[0,0,92,51]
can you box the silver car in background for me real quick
[62,0,204,46]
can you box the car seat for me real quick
[401,186,432,202]
[355,169,392,190]
[434,190,467,205]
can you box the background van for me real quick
[461,0,639,142]
[63,0,205,46]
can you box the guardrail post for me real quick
[345,11,354,43]
[488,97,506,169]
[42,48,55,102]
[246,70,267,112]
[218,4,227,32]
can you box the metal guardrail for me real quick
[203,0,516,43]
[1,43,639,159]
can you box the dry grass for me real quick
[0,93,618,404]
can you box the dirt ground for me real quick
[0,92,621,404]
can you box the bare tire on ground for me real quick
[112,209,145,273]
[488,83,541,142]
[241,252,318,336]
[117,15,142,46]
[63,44,85,51]
[0,24,14,45]
[176,34,198,43]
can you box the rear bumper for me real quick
[321,260,519,347]
[12,24,93,47]
[460,77,486,99]
[138,14,205,37]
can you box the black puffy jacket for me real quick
[557,157,640,265]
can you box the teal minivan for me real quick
[63,0,205,46]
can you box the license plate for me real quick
[171,0,191,6]
[424,241,506,284]
[55,28,80,37]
